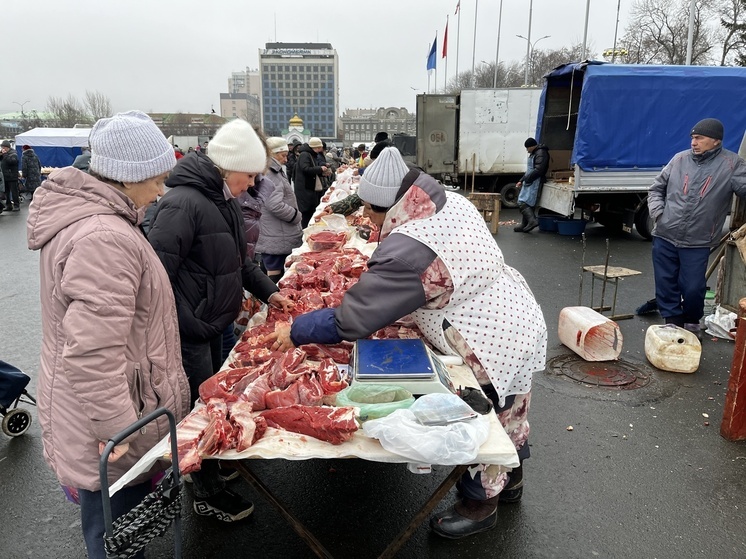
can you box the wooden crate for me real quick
[466,193,501,234]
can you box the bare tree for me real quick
[47,94,92,127]
[718,0,746,64]
[621,0,714,64]
[84,90,112,122]
[19,110,44,132]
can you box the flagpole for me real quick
[471,0,479,87]
[444,15,449,92]
[455,1,461,85]
[428,42,431,93]
[434,30,438,93]
[493,0,504,88]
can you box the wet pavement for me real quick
[1,202,745,559]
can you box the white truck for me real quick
[415,88,541,207]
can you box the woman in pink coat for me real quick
[27,111,190,559]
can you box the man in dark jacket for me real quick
[0,140,20,211]
[285,139,301,185]
[648,118,746,336]
[514,138,550,233]
[294,137,329,227]
[148,118,293,523]
[21,145,42,198]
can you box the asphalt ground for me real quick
[1,202,745,559]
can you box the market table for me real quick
[111,364,518,558]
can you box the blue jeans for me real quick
[652,236,710,323]
[78,480,151,559]
[180,335,225,499]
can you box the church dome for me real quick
[289,113,303,127]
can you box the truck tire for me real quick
[499,184,519,208]
[634,202,654,241]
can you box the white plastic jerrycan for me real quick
[644,324,701,373]
[558,306,623,361]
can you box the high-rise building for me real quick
[259,42,339,139]
[220,68,261,125]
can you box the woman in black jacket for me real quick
[148,118,292,523]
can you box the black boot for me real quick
[521,205,539,232]
[430,496,498,539]
[513,207,528,232]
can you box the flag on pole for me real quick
[442,18,449,58]
[427,34,437,71]
[455,0,460,15]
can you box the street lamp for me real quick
[13,100,30,115]
[516,34,550,86]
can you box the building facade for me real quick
[259,42,339,139]
[219,93,261,126]
[340,107,416,146]
[220,68,261,125]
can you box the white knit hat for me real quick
[308,137,323,148]
[89,110,176,182]
[266,137,289,154]
[207,119,266,173]
[357,147,409,208]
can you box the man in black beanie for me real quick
[647,118,746,337]
[374,131,389,144]
[514,137,550,232]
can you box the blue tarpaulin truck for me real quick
[536,61,746,239]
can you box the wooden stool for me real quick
[579,236,641,320]
[466,193,501,234]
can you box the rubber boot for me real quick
[521,205,539,232]
[513,206,528,232]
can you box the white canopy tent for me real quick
[14,127,92,167]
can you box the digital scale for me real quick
[350,339,457,395]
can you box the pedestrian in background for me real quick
[147,118,293,522]
[256,137,303,283]
[21,145,42,199]
[648,118,746,335]
[0,140,20,211]
[26,110,190,559]
[72,146,91,173]
[294,137,329,227]
[514,137,549,233]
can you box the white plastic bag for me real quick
[704,305,737,340]
[362,394,490,465]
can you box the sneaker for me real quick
[684,323,703,340]
[193,489,254,522]
[182,468,239,484]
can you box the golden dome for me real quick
[289,113,303,127]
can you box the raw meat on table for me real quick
[260,405,359,445]
[307,230,348,252]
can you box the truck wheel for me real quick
[634,203,654,241]
[499,184,519,208]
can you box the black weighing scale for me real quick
[350,339,456,395]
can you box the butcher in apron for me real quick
[270,147,547,539]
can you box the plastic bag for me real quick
[704,305,737,340]
[362,393,490,465]
[335,384,415,420]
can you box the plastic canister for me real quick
[558,306,623,361]
[703,290,716,317]
[644,324,701,373]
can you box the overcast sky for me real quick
[1,0,630,116]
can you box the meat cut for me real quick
[260,405,359,445]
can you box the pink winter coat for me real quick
[27,167,191,492]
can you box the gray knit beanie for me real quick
[357,147,410,208]
[89,110,176,182]
[690,118,724,141]
[207,119,266,173]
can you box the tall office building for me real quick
[259,42,339,138]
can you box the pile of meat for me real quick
[173,212,426,474]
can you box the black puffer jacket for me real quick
[520,144,550,184]
[1,149,18,183]
[294,144,325,213]
[147,151,278,342]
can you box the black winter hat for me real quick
[374,131,389,143]
[370,139,393,160]
[691,118,724,140]
[524,137,538,148]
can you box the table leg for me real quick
[232,461,335,559]
[377,464,468,559]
